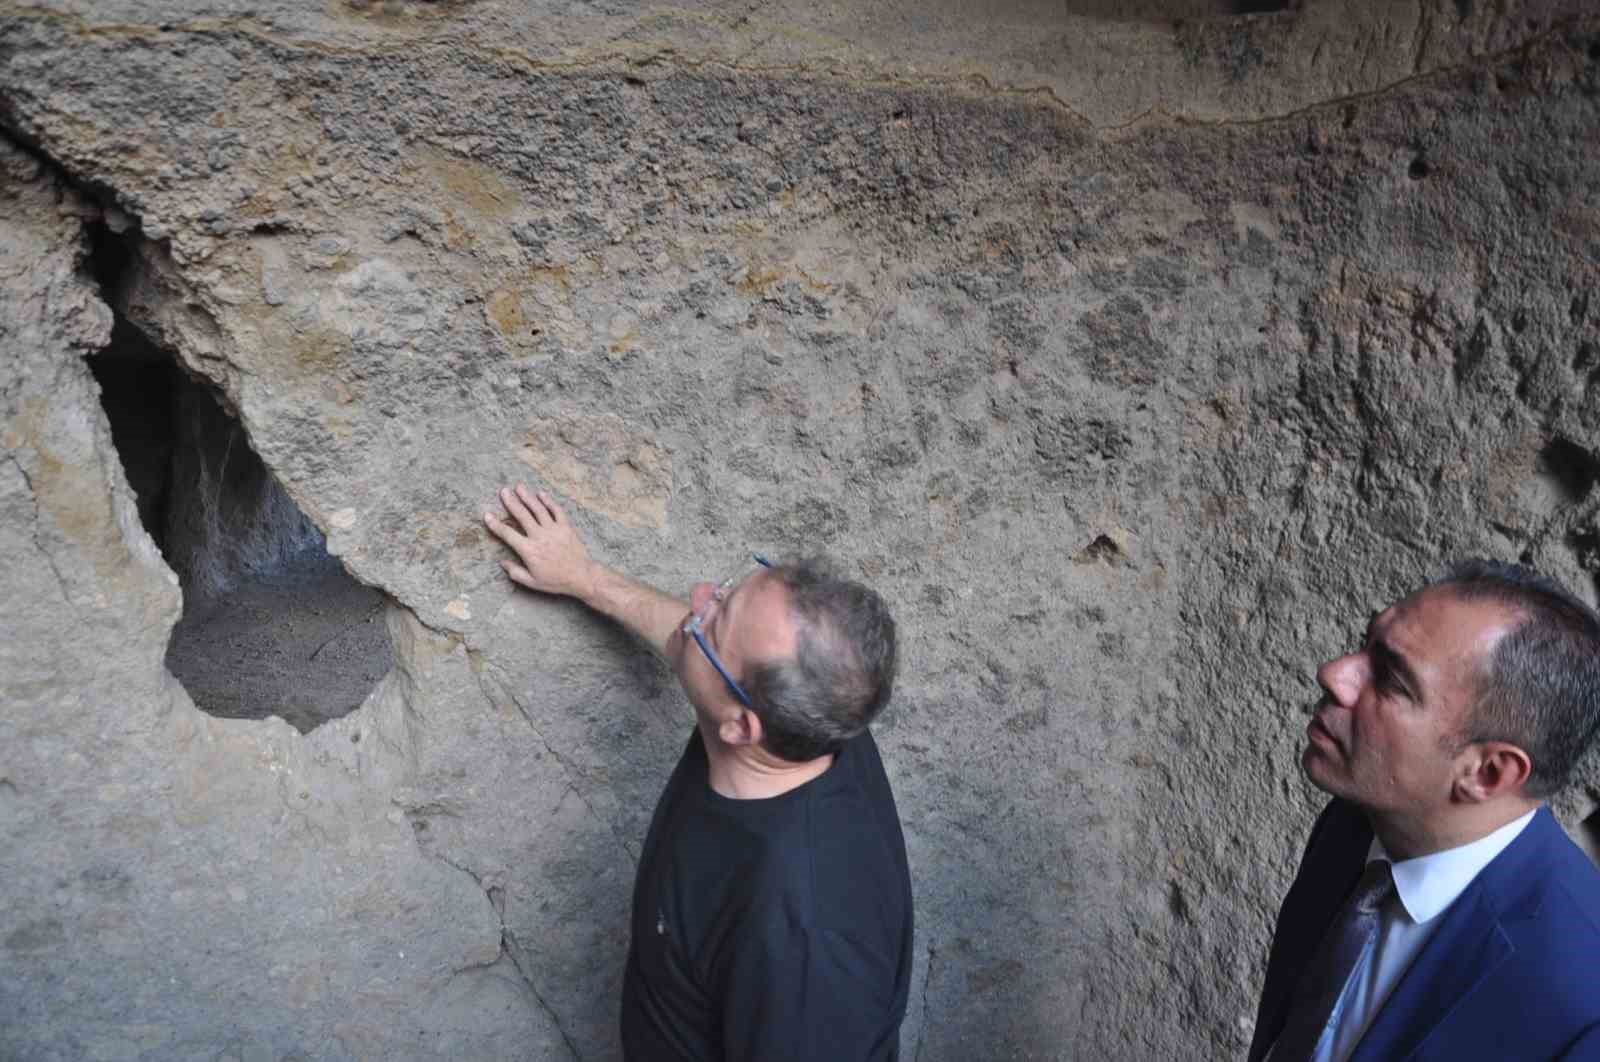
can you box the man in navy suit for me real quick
[1249,560,1600,1062]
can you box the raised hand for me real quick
[483,484,598,600]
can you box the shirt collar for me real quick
[1366,808,1539,924]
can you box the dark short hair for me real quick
[743,557,897,763]
[1433,559,1600,797]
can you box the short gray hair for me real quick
[744,557,897,763]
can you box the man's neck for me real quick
[1368,797,1540,861]
[700,723,835,799]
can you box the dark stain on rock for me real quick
[869,438,920,472]
[978,657,1013,705]
[1004,706,1049,733]
[1572,340,1596,375]
[913,408,941,453]
[81,864,133,897]
[967,958,1026,995]
[1081,295,1164,390]
[5,919,64,953]
[1239,228,1277,269]
[1130,257,1190,303]
[1455,318,1493,386]
[1073,605,1108,627]
[749,497,851,549]
[1179,20,1268,83]
[989,299,1046,358]
[1168,880,1190,922]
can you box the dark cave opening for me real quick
[1539,437,1600,506]
[86,221,392,734]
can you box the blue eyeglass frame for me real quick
[683,553,771,707]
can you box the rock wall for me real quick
[3,1,1598,1058]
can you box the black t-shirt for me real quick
[621,728,914,1061]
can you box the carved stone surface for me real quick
[3,1,1598,1058]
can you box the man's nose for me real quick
[689,581,716,615]
[1317,651,1368,707]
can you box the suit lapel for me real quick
[1260,861,1365,1037]
[1250,802,1372,1062]
[1349,887,1512,1062]
[1350,808,1559,1061]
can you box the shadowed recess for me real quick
[85,222,392,734]
[1539,437,1600,506]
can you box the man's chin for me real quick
[1299,744,1345,796]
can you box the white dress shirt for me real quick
[1308,808,1538,1062]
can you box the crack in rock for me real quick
[363,599,644,870]
[502,927,584,1062]
[4,4,1590,135]
[4,455,73,604]
[914,939,937,1062]
[423,844,583,1060]
[466,645,641,864]
[1103,19,1586,132]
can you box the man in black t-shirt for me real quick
[484,482,913,1061]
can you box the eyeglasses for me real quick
[682,553,771,708]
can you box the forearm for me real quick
[580,563,687,658]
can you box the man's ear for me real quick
[1455,741,1534,803]
[718,707,764,749]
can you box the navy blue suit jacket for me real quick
[1249,800,1600,1062]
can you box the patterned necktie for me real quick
[1269,859,1396,1062]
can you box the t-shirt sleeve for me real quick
[720,918,902,1062]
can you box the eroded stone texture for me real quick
[2,1,1599,1059]
[0,142,566,1060]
